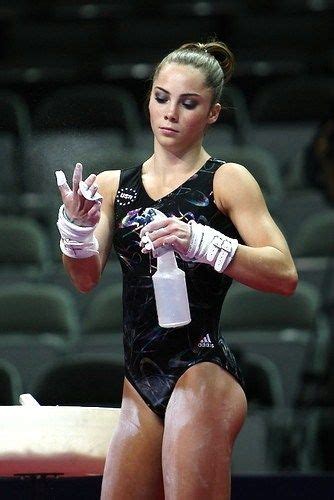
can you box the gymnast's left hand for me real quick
[139,218,191,256]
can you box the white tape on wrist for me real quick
[183,220,238,272]
[57,205,99,259]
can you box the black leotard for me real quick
[113,158,244,418]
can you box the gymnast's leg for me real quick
[162,363,247,500]
[100,378,164,500]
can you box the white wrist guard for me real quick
[183,220,238,272]
[56,205,99,259]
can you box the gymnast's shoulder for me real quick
[213,161,266,214]
[96,169,121,201]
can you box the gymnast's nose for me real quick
[164,102,179,123]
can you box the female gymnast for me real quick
[55,40,298,499]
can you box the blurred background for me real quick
[0,0,334,490]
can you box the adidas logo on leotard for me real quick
[198,334,214,348]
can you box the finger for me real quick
[139,226,169,247]
[79,180,103,201]
[89,184,98,196]
[141,233,175,255]
[55,170,67,187]
[72,163,83,193]
[139,219,170,238]
[151,235,175,257]
[155,235,176,249]
[141,232,154,252]
[84,173,97,187]
[55,170,71,196]
[163,235,180,249]
[142,243,172,257]
[87,201,102,218]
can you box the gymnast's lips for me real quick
[159,126,179,133]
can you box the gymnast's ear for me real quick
[207,103,221,124]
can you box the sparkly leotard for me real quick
[113,158,244,418]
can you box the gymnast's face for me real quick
[149,63,221,152]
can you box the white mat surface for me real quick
[0,406,120,476]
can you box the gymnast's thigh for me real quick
[164,361,247,439]
[101,378,164,500]
[161,363,247,497]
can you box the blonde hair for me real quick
[152,40,235,104]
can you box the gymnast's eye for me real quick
[182,99,198,110]
[155,93,168,104]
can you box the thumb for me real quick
[55,170,71,197]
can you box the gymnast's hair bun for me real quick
[179,40,235,84]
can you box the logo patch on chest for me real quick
[116,187,138,206]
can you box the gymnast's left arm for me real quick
[139,162,298,296]
[213,162,298,296]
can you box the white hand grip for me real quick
[79,181,103,202]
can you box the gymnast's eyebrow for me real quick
[154,86,200,97]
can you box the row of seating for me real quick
[0,206,333,321]
[0,82,331,247]
[234,405,334,473]
[1,350,333,473]
[0,349,280,409]
[0,274,332,407]
[1,78,333,199]
[1,205,333,320]
[1,3,333,78]
[1,193,333,266]
[2,77,332,134]
[4,0,334,16]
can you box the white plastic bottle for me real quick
[152,249,191,328]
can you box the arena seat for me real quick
[0,90,31,211]
[0,359,23,406]
[0,283,80,389]
[0,215,52,282]
[32,353,124,407]
[271,188,329,245]
[250,77,334,123]
[205,143,284,205]
[220,280,330,407]
[290,209,334,258]
[32,84,141,147]
[76,283,124,358]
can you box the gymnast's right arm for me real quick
[55,162,120,292]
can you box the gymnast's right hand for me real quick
[55,162,102,227]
